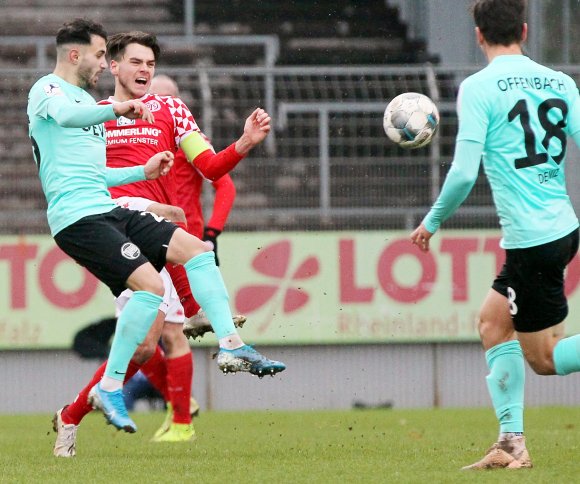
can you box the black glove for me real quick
[203,226,222,266]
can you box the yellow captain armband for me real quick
[180,132,212,162]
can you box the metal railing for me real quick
[4,63,580,233]
[0,34,279,70]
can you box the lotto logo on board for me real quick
[235,240,319,321]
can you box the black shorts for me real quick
[492,228,579,333]
[54,207,178,297]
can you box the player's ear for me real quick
[69,47,80,65]
[110,59,119,75]
[521,23,528,43]
[474,27,484,46]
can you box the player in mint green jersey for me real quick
[411,0,580,470]
[29,19,284,448]
[28,18,176,438]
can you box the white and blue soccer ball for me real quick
[383,92,440,149]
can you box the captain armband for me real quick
[181,132,213,162]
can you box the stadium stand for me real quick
[0,1,457,234]
[189,0,436,65]
[0,0,181,36]
[0,0,436,67]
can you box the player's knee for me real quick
[477,315,515,350]
[477,316,497,346]
[127,265,165,296]
[523,344,557,375]
[141,277,164,297]
[152,280,165,297]
[526,355,556,375]
[166,206,186,224]
[167,231,211,265]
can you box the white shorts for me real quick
[114,196,155,212]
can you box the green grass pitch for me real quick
[0,407,579,483]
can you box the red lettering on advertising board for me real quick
[1,242,99,310]
[440,238,479,302]
[39,247,99,309]
[0,243,38,309]
[339,239,374,302]
[483,237,504,274]
[377,239,437,303]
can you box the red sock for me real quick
[164,263,200,318]
[166,352,194,424]
[140,345,170,402]
[61,359,141,425]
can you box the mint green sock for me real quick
[485,340,525,434]
[184,251,236,340]
[554,335,580,375]
[104,290,162,381]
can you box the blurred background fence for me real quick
[5,63,580,235]
[3,0,580,235]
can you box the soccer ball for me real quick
[383,92,440,149]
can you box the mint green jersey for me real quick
[28,74,144,236]
[457,55,580,248]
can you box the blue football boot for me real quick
[217,345,286,377]
[88,383,137,433]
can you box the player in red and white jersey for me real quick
[100,68,248,209]
[140,74,236,249]
[54,31,284,452]
[149,74,241,340]
[99,36,264,321]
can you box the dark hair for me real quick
[471,0,526,46]
[106,31,161,62]
[56,18,107,46]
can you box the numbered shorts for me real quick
[54,206,178,297]
[492,228,579,333]
[113,195,154,212]
[116,268,185,324]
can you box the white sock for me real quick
[499,432,524,441]
[219,334,244,350]
[99,376,123,392]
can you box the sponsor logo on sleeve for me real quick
[117,116,136,126]
[43,83,63,97]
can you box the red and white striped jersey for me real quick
[100,94,200,205]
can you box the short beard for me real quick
[77,66,95,90]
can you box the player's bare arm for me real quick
[113,99,155,123]
[410,223,433,252]
[234,108,271,155]
[144,150,174,179]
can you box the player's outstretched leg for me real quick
[88,383,137,433]
[216,345,286,377]
[183,252,286,377]
[183,309,247,340]
[52,406,78,458]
